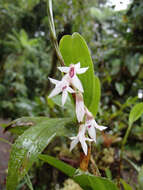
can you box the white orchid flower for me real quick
[75,92,85,122]
[70,124,92,155]
[48,75,75,106]
[58,62,88,92]
[85,108,107,142]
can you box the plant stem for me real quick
[0,137,12,145]
[120,123,132,160]
[25,174,34,190]
[47,0,92,172]
[80,143,91,171]
[90,155,101,176]
[118,123,133,189]
[47,0,65,66]
[123,156,139,172]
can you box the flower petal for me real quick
[48,77,60,85]
[67,87,75,93]
[74,62,80,70]
[95,124,107,131]
[80,139,87,155]
[70,137,79,151]
[85,137,93,142]
[48,86,62,98]
[87,126,96,142]
[62,74,71,83]
[77,67,89,74]
[62,90,68,106]
[71,75,84,92]
[94,121,107,131]
[57,66,70,73]
[70,136,77,140]
[76,93,85,122]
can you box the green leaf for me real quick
[115,82,124,96]
[129,103,143,126]
[59,33,100,116]
[24,174,34,190]
[120,179,133,190]
[105,168,112,180]
[4,117,50,134]
[138,166,143,189]
[74,174,118,190]
[39,154,119,190]
[126,54,140,77]
[20,29,28,46]
[6,117,71,190]
[89,76,101,116]
[0,137,12,145]
[39,154,75,177]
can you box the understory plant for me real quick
[1,1,143,190]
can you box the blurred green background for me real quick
[1,0,143,119]
[0,0,143,189]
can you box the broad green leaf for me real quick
[90,7,114,21]
[105,168,112,180]
[125,96,138,106]
[126,54,140,76]
[24,174,34,190]
[90,7,104,20]
[120,179,133,190]
[18,0,40,10]
[74,174,118,190]
[4,126,29,135]
[20,30,28,47]
[138,166,143,189]
[129,103,143,126]
[111,59,121,75]
[6,117,71,190]
[89,76,101,116]
[39,154,119,190]
[4,117,53,135]
[115,82,124,96]
[39,154,75,177]
[59,33,100,116]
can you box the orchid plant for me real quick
[48,62,107,155]
[3,0,113,189]
[3,1,134,190]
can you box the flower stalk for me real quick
[119,123,133,187]
[47,0,65,66]
[80,143,91,171]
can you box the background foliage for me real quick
[0,0,143,189]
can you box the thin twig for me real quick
[0,137,12,146]
[118,123,133,189]
[47,0,65,66]
[123,156,140,172]
[90,155,101,176]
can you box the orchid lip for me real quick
[62,85,67,91]
[69,67,75,78]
